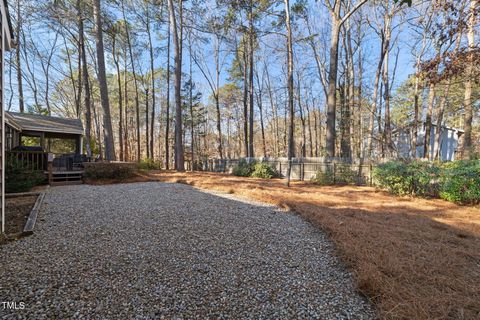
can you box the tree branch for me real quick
[340,0,367,27]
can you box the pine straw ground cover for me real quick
[147,171,480,320]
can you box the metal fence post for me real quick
[369,163,373,186]
[333,162,336,184]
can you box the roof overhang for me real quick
[6,112,84,136]
[5,112,21,131]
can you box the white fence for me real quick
[192,157,376,185]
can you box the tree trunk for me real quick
[325,6,340,158]
[16,0,24,113]
[242,46,249,157]
[367,35,386,158]
[285,0,294,187]
[346,20,356,160]
[189,40,195,170]
[79,2,92,158]
[124,48,130,161]
[122,2,141,161]
[313,108,319,156]
[165,13,171,169]
[168,0,184,171]
[297,82,306,158]
[460,0,477,159]
[265,63,279,157]
[382,10,393,157]
[325,0,367,157]
[305,99,313,157]
[93,0,116,161]
[357,41,363,160]
[411,76,420,158]
[339,81,349,158]
[433,79,451,161]
[340,27,351,159]
[248,1,255,158]
[146,4,156,160]
[112,35,124,161]
[214,36,223,159]
[423,82,435,160]
[254,70,267,157]
[145,89,150,158]
[61,30,81,118]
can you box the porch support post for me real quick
[75,135,83,155]
[40,132,45,152]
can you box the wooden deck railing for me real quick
[6,151,48,172]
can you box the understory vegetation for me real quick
[138,158,163,171]
[5,155,45,193]
[83,162,137,180]
[373,160,480,204]
[312,165,358,186]
[232,160,280,179]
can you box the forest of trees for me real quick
[6,0,479,170]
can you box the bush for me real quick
[439,160,480,204]
[138,158,162,171]
[84,162,137,180]
[232,159,279,179]
[232,159,255,177]
[373,161,440,197]
[5,155,45,193]
[312,164,358,186]
[335,165,358,185]
[311,169,335,186]
[251,162,280,179]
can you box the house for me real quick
[1,0,15,234]
[394,123,464,161]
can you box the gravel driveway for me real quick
[0,182,374,319]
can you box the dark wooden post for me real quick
[40,133,45,152]
[75,135,82,155]
[47,153,53,185]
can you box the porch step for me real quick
[49,171,84,186]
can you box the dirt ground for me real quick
[139,171,480,320]
[2,196,37,242]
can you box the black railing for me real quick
[6,151,48,172]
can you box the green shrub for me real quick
[232,159,255,177]
[84,162,137,180]
[373,161,440,197]
[312,164,358,185]
[311,169,335,185]
[439,160,480,204]
[335,165,358,185]
[138,158,162,171]
[232,159,279,179]
[251,162,280,179]
[5,155,45,193]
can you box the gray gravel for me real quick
[0,182,375,319]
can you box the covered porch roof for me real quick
[5,112,84,155]
[6,112,84,136]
